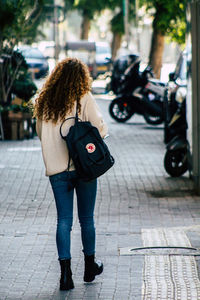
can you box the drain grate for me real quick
[119,246,200,256]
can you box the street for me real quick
[0,95,200,300]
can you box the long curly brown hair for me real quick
[34,57,91,123]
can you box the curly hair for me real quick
[34,57,92,123]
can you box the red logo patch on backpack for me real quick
[86,143,96,153]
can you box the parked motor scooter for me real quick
[109,56,166,125]
[163,84,192,177]
[106,54,136,94]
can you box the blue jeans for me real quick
[49,171,97,260]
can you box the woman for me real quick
[34,58,108,290]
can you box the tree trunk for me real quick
[80,13,90,40]
[111,32,122,59]
[149,28,165,79]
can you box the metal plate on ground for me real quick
[119,246,200,256]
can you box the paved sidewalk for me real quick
[0,97,200,300]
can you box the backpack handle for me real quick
[60,117,82,139]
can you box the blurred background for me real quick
[1,0,200,194]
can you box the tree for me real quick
[110,10,124,59]
[0,0,54,46]
[105,0,135,59]
[65,0,109,40]
[0,0,54,139]
[0,0,53,105]
[140,0,186,78]
[63,0,134,58]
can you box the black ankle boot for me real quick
[84,254,103,282]
[59,259,74,290]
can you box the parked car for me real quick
[65,41,97,78]
[17,46,49,79]
[95,42,111,76]
[65,41,112,78]
[38,41,55,58]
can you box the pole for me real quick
[53,1,60,62]
[0,60,4,140]
[0,112,4,140]
[135,0,140,53]
[123,0,129,48]
[46,1,65,63]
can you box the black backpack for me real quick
[60,108,114,181]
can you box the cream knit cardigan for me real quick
[36,92,108,176]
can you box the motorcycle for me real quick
[109,57,166,125]
[163,85,192,177]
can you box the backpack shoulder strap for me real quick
[75,100,79,120]
[60,100,82,139]
[60,117,76,139]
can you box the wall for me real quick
[190,0,200,194]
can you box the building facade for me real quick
[189,0,200,194]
